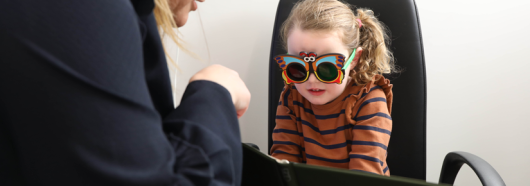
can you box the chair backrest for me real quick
[268,0,427,180]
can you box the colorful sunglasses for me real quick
[274,49,356,84]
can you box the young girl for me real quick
[271,0,396,176]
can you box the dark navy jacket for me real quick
[0,1,242,185]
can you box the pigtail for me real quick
[352,8,396,85]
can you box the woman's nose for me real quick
[191,0,199,11]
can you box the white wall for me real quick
[167,0,530,185]
[165,0,279,159]
[417,0,530,185]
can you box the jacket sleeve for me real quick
[163,80,242,186]
[270,86,303,163]
[348,89,392,175]
[0,1,241,185]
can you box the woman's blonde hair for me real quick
[281,0,396,85]
[153,0,187,68]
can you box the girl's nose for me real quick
[307,73,318,83]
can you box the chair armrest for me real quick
[439,151,505,186]
[244,143,260,151]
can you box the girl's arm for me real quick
[270,87,304,163]
[348,88,392,175]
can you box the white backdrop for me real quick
[166,0,530,185]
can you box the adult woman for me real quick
[0,0,249,185]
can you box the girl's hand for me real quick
[190,64,251,118]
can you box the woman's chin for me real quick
[175,15,189,27]
[176,19,186,27]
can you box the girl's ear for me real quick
[349,47,363,70]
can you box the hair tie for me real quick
[356,18,363,28]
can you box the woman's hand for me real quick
[190,64,251,118]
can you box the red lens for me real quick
[286,63,307,81]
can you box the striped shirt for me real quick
[271,75,393,175]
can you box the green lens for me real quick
[287,63,307,81]
[316,63,338,81]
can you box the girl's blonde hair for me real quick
[281,0,396,85]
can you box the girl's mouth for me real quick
[308,88,325,96]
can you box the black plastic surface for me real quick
[439,151,506,186]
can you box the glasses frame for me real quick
[274,49,356,84]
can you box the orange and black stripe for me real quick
[271,75,393,175]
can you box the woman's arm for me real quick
[0,1,243,185]
[164,80,243,186]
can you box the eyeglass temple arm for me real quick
[342,48,356,70]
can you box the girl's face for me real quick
[170,0,205,27]
[287,26,357,105]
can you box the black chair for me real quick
[266,0,505,185]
